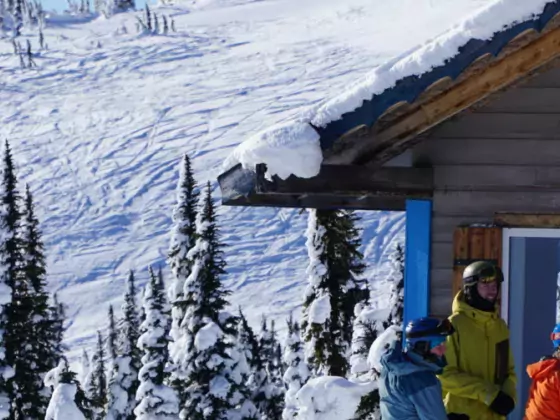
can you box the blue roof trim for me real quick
[315,1,560,150]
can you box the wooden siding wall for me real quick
[411,66,560,317]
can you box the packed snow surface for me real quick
[0,0,495,359]
[225,0,554,179]
[296,376,375,420]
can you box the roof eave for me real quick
[218,163,433,211]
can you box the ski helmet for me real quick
[552,324,560,349]
[404,317,455,355]
[463,261,503,286]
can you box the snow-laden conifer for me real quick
[1,140,44,418]
[179,182,254,420]
[48,293,67,364]
[107,305,118,361]
[0,142,14,420]
[232,310,259,418]
[237,308,259,369]
[301,209,368,377]
[352,244,404,420]
[267,320,284,388]
[282,314,309,420]
[86,331,108,420]
[253,317,284,419]
[107,271,141,420]
[22,184,57,408]
[134,266,178,419]
[80,349,90,384]
[348,303,385,420]
[167,154,199,403]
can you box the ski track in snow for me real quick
[0,0,489,361]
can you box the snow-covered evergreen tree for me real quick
[45,359,89,420]
[233,309,258,416]
[107,271,141,420]
[1,140,45,418]
[22,183,59,405]
[122,270,142,374]
[106,304,126,420]
[0,0,5,31]
[138,284,147,334]
[274,341,284,384]
[179,182,254,420]
[168,153,199,404]
[107,305,118,360]
[237,308,259,369]
[253,317,284,419]
[134,266,178,419]
[0,0,43,35]
[282,314,309,420]
[350,302,384,381]
[48,293,67,363]
[351,244,403,420]
[79,349,90,386]
[348,303,384,419]
[235,309,264,418]
[269,320,285,388]
[0,142,14,420]
[113,0,133,12]
[157,266,171,334]
[385,243,404,328]
[88,331,108,419]
[301,209,369,377]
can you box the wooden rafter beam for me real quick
[218,163,433,211]
[324,25,560,167]
[495,212,560,228]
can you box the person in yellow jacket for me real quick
[438,261,517,420]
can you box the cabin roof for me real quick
[314,1,560,153]
[218,0,560,210]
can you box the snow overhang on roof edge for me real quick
[314,0,560,151]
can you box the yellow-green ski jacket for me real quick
[438,292,517,420]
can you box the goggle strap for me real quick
[551,332,560,341]
[407,320,455,339]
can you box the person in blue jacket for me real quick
[379,317,468,420]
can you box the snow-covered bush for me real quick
[349,304,388,381]
[45,360,88,420]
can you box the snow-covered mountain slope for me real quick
[0,0,489,360]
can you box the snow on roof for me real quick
[223,0,559,180]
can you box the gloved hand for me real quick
[489,390,515,416]
[447,414,469,420]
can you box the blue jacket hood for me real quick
[380,341,446,377]
[378,340,450,420]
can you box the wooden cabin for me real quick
[218,3,560,418]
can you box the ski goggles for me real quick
[551,332,560,341]
[478,275,499,284]
[474,265,503,284]
[406,319,455,339]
